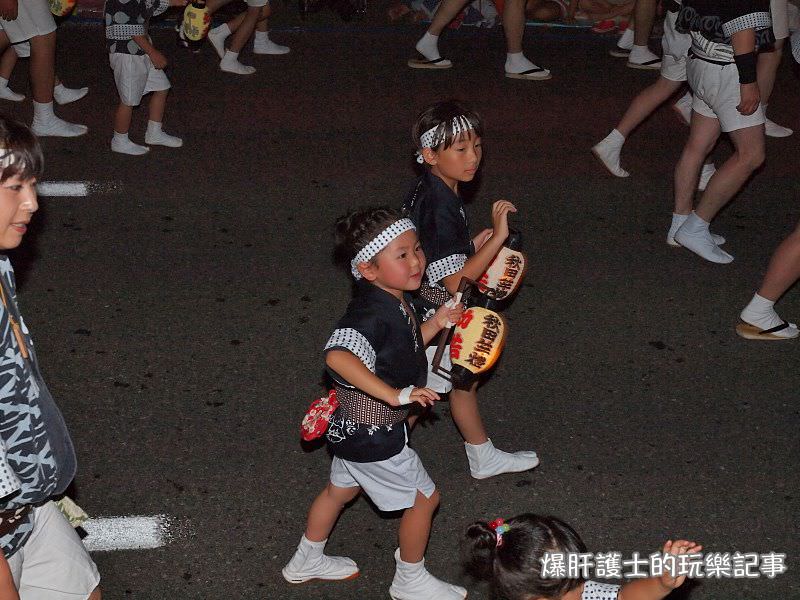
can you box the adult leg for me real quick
[503,0,551,79]
[410,0,468,67]
[218,5,260,74]
[451,382,539,479]
[738,221,800,338]
[758,39,793,137]
[0,44,23,101]
[628,0,659,68]
[593,76,682,177]
[391,490,466,600]
[283,483,361,584]
[29,32,86,136]
[253,4,290,54]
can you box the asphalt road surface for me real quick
[3,11,798,600]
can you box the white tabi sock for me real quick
[673,212,733,263]
[592,129,628,177]
[618,27,634,49]
[0,77,24,102]
[53,83,88,105]
[111,131,149,155]
[220,50,256,75]
[31,101,87,137]
[145,120,183,148]
[740,293,798,337]
[415,31,442,61]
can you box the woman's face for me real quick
[0,174,38,250]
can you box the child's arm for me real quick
[0,553,18,600]
[326,351,438,407]
[618,540,703,600]
[420,301,464,345]
[132,36,168,69]
[441,200,517,295]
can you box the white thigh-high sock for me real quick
[740,293,798,335]
[0,77,24,102]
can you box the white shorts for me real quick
[330,444,436,512]
[7,502,100,600]
[0,0,56,44]
[687,58,766,132]
[246,0,269,7]
[109,53,170,107]
[771,0,789,40]
[660,10,690,81]
[425,346,453,394]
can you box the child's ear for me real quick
[357,261,378,281]
[422,147,438,166]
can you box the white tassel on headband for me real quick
[351,218,416,279]
[416,115,475,164]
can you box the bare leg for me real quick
[632,0,655,46]
[427,0,470,35]
[113,103,133,134]
[758,223,800,301]
[616,77,682,137]
[256,4,271,31]
[0,46,17,80]
[398,490,439,563]
[28,32,55,103]
[305,483,360,542]
[694,124,764,222]
[503,0,526,54]
[673,112,720,215]
[757,39,784,105]
[88,587,102,600]
[148,89,167,124]
[449,382,488,445]
[228,6,261,53]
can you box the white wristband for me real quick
[398,386,414,405]
[445,292,463,328]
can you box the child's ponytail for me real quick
[462,514,587,600]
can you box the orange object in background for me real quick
[494,0,505,14]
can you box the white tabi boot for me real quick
[389,548,466,600]
[465,438,539,479]
[281,535,359,584]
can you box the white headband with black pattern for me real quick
[416,115,475,164]
[351,218,416,279]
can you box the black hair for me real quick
[0,114,43,182]
[333,206,403,271]
[462,514,587,600]
[412,99,484,154]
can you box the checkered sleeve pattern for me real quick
[324,328,377,372]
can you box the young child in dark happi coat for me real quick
[402,99,539,480]
[283,207,467,600]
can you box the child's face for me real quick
[0,175,37,250]
[366,229,426,296]
[427,131,482,186]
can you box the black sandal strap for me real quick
[517,67,545,75]
[759,321,790,335]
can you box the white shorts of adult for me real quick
[771,0,789,40]
[660,9,691,82]
[0,0,56,44]
[109,53,171,107]
[688,58,766,132]
[425,345,453,394]
[246,0,269,7]
[330,444,436,512]
[7,501,100,600]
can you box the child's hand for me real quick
[432,302,464,330]
[149,50,168,70]
[490,200,517,243]
[472,228,493,252]
[660,539,703,589]
[396,386,439,407]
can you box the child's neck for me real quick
[430,166,460,195]
[371,280,404,300]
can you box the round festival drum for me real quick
[182,0,211,42]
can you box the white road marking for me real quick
[82,515,172,552]
[37,181,89,197]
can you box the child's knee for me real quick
[416,489,440,510]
